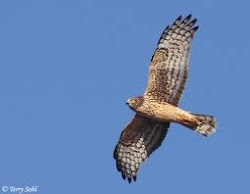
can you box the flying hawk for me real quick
[114,15,216,183]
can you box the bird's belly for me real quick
[153,107,180,122]
[137,102,182,123]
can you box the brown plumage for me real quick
[114,15,216,183]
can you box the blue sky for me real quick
[0,0,249,193]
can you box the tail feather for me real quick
[192,114,216,136]
[181,113,216,136]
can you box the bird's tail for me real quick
[183,113,216,137]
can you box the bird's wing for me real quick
[114,114,169,182]
[144,15,198,106]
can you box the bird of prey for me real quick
[113,15,216,183]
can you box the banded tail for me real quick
[183,113,216,137]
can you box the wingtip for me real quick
[177,15,182,21]
[193,26,199,32]
[189,18,198,26]
[175,14,199,27]
[175,15,182,23]
[127,175,137,183]
[186,14,192,20]
[120,171,137,183]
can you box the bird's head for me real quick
[126,97,143,111]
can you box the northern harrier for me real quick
[114,15,216,183]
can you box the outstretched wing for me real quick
[144,15,199,106]
[114,114,169,182]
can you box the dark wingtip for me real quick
[121,174,137,183]
[190,18,198,26]
[176,15,182,21]
[193,26,199,32]
[186,14,192,20]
